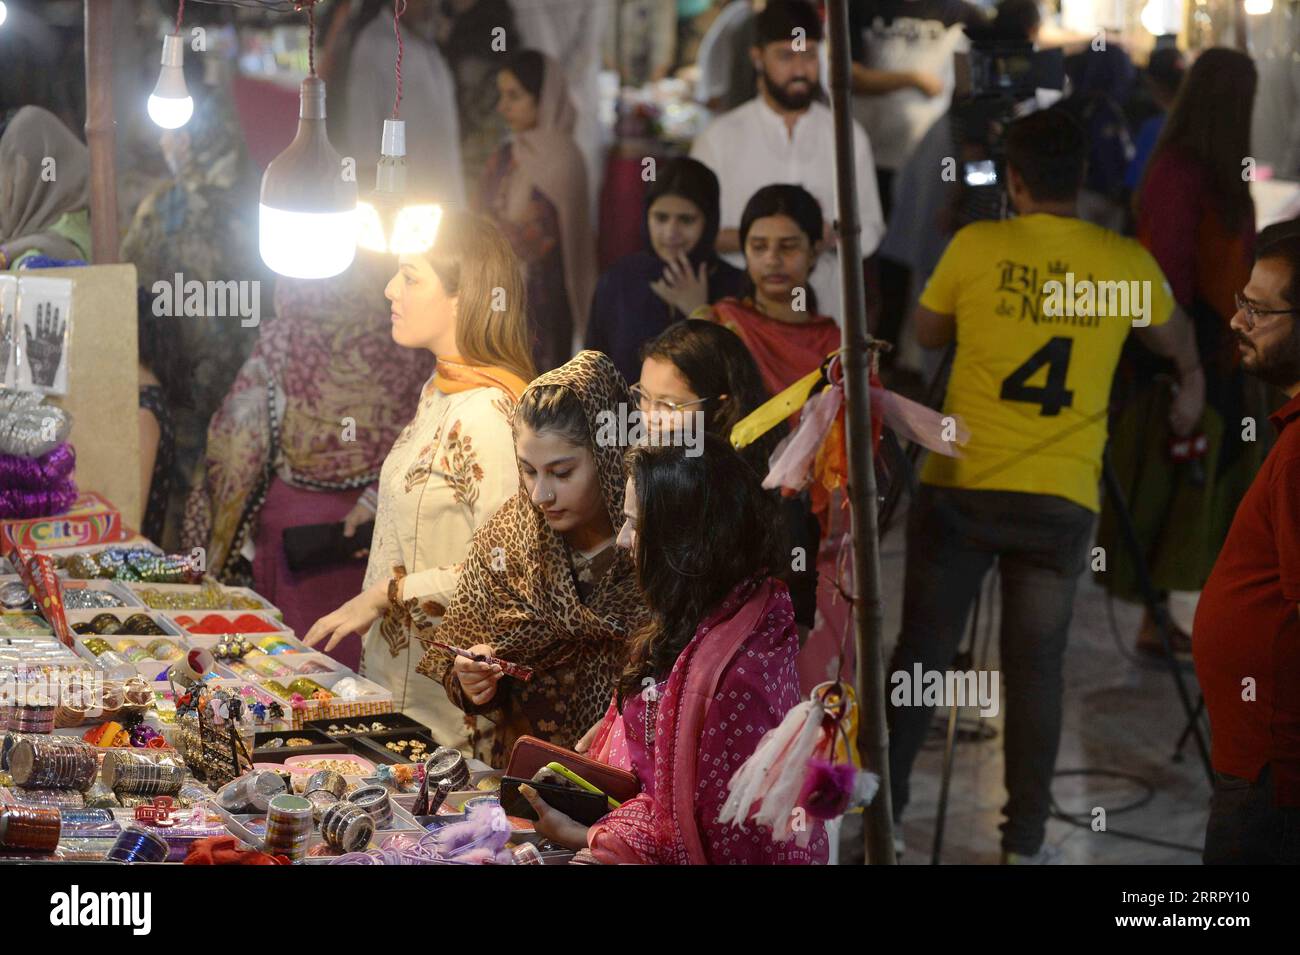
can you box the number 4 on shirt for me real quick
[1000,337,1075,416]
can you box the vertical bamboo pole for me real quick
[825,0,895,865]
[84,0,119,264]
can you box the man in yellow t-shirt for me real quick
[887,108,1204,864]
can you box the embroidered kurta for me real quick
[361,380,520,747]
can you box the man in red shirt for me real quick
[1194,233,1300,864]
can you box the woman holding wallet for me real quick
[520,436,828,864]
[303,213,535,747]
[418,351,652,765]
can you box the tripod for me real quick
[878,354,1214,864]
[919,454,1212,864]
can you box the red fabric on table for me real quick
[184,835,288,865]
[1193,391,1300,806]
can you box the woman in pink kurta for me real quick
[520,435,828,864]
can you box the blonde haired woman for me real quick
[305,212,535,747]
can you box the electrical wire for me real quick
[175,0,186,34]
[1048,768,1203,855]
[391,0,405,119]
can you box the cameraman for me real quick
[887,108,1204,863]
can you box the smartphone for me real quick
[544,761,622,809]
[499,776,610,827]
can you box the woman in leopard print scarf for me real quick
[418,351,653,764]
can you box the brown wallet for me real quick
[504,735,641,804]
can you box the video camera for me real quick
[950,25,1066,222]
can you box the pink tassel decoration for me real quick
[799,759,858,819]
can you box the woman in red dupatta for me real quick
[519,435,828,864]
[696,184,841,401]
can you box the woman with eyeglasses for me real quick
[633,320,819,634]
[1098,48,1272,659]
[693,184,841,404]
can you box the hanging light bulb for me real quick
[258,3,357,280]
[260,76,358,278]
[1244,0,1273,14]
[0,3,8,30]
[148,34,194,129]
[357,119,443,255]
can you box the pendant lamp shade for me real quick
[259,76,358,279]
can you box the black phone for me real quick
[282,521,374,572]
[499,776,610,827]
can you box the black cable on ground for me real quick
[1048,768,1204,855]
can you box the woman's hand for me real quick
[303,577,390,652]
[649,252,710,317]
[574,718,603,754]
[519,784,591,850]
[342,500,375,558]
[453,643,503,706]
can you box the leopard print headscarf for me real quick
[417,351,653,758]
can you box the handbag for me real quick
[281,521,373,573]
[504,734,641,805]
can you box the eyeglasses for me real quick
[1235,291,1299,328]
[630,384,713,414]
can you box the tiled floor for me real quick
[838,505,1212,865]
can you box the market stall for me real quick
[0,494,564,865]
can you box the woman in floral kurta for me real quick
[304,212,535,750]
[360,363,524,746]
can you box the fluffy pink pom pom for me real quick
[799,759,857,819]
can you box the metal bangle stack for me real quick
[9,705,55,734]
[424,746,469,790]
[304,769,347,820]
[53,676,97,728]
[8,736,98,791]
[106,825,170,863]
[320,801,375,853]
[102,750,185,798]
[264,794,313,861]
[347,785,393,829]
[246,770,289,812]
[0,806,62,852]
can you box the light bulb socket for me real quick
[380,119,406,159]
[152,35,189,101]
[299,74,327,121]
[160,33,185,68]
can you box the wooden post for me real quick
[84,0,119,264]
[826,0,896,865]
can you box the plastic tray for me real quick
[349,729,440,766]
[306,711,431,739]
[283,753,377,776]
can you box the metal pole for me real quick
[84,0,120,264]
[825,0,894,864]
